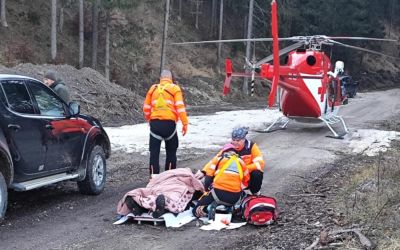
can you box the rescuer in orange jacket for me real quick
[198,127,265,195]
[230,126,264,194]
[193,143,249,218]
[143,69,189,176]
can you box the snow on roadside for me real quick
[347,129,400,156]
[105,109,281,154]
[105,109,400,157]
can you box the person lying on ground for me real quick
[193,143,250,218]
[117,168,204,218]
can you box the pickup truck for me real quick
[0,74,111,221]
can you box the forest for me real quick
[0,1,399,249]
[0,0,398,95]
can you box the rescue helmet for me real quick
[160,69,172,80]
[231,127,249,140]
[335,61,344,73]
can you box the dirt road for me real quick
[1,89,400,250]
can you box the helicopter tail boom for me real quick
[269,0,280,107]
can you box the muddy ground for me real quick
[1,89,400,249]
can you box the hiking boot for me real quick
[125,196,144,216]
[207,202,217,221]
[152,194,166,218]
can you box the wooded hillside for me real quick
[0,0,399,96]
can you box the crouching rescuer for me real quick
[193,143,250,218]
[143,69,189,176]
[230,127,265,195]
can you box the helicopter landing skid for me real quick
[256,117,290,133]
[319,115,349,139]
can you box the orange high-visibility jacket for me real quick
[237,140,265,173]
[203,140,265,174]
[202,154,250,193]
[143,78,188,125]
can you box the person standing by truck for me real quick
[43,70,70,103]
[142,69,189,177]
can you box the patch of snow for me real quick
[106,110,400,158]
[347,129,400,156]
[105,109,281,154]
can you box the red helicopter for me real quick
[172,0,398,138]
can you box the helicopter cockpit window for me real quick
[284,55,289,65]
[306,56,317,66]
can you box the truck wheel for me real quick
[77,145,106,195]
[0,172,7,222]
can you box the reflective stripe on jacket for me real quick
[202,154,250,193]
[203,140,265,174]
[143,78,188,125]
[237,140,265,172]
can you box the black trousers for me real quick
[149,119,178,175]
[248,170,264,194]
[193,188,242,216]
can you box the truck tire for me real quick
[77,145,106,195]
[0,172,7,222]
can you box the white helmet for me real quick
[335,61,344,73]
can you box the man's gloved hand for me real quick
[182,124,188,136]
[194,170,204,179]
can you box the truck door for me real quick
[0,80,47,181]
[26,80,86,172]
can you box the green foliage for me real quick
[227,0,248,14]
[230,0,392,73]
[27,11,41,25]
[101,0,137,10]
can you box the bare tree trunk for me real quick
[79,0,84,68]
[105,13,110,81]
[91,0,99,69]
[160,0,170,74]
[1,0,8,27]
[243,0,254,95]
[389,0,395,37]
[178,0,182,21]
[210,0,217,37]
[216,0,223,74]
[51,0,57,61]
[58,7,64,32]
[195,0,199,29]
[243,14,247,43]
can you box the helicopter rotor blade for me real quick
[328,39,399,59]
[325,36,397,42]
[171,36,398,46]
[170,37,297,45]
[255,41,304,68]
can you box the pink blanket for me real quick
[117,168,204,215]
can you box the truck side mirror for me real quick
[68,101,80,116]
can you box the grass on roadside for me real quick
[335,140,400,248]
